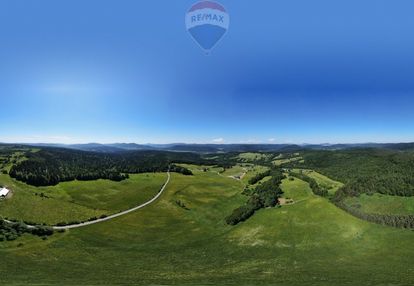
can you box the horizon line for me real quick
[1,141,414,146]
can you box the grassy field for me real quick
[281,177,312,201]
[0,148,38,171]
[2,166,414,285]
[220,164,270,186]
[273,156,303,166]
[221,164,247,177]
[300,169,344,195]
[0,173,166,224]
[237,152,271,162]
[344,193,414,215]
[242,165,269,185]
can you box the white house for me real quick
[0,187,10,198]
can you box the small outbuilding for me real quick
[0,187,10,198]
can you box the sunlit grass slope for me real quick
[2,166,414,285]
[301,169,344,195]
[344,193,414,215]
[0,173,166,224]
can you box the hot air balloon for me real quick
[185,1,230,53]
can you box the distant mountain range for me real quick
[3,142,414,153]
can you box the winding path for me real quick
[4,171,171,230]
[52,171,171,230]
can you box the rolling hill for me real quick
[2,145,414,285]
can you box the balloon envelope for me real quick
[185,1,230,52]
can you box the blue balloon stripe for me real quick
[188,24,227,51]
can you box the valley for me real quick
[2,145,414,285]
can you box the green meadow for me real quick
[221,164,247,177]
[0,173,166,225]
[242,165,269,184]
[2,164,414,285]
[300,169,344,196]
[344,193,414,215]
[273,156,303,166]
[237,152,271,162]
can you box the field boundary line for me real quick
[5,171,171,230]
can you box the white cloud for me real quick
[238,139,261,144]
[268,138,276,143]
[212,138,225,143]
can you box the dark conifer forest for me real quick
[8,148,200,186]
[285,148,414,228]
[285,149,414,197]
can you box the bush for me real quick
[248,170,271,185]
[225,205,257,225]
[31,226,54,237]
[176,200,190,210]
[0,219,54,241]
[289,172,329,197]
[226,168,285,225]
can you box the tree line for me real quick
[288,171,329,197]
[225,168,285,225]
[283,149,414,229]
[288,149,414,197]
[248,169,272,185]
[334,199,414,229]
[330,184,414,229]
[0,219,55,242]
[8,148,198,186]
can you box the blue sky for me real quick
[1,0,414,144]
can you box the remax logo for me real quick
[185,1,230,53]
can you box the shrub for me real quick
[226,168,285,225]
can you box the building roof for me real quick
[0,187,10,197]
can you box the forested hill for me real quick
[8,148,201,186]
[294,149,414,197]
[17,142,414,153]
